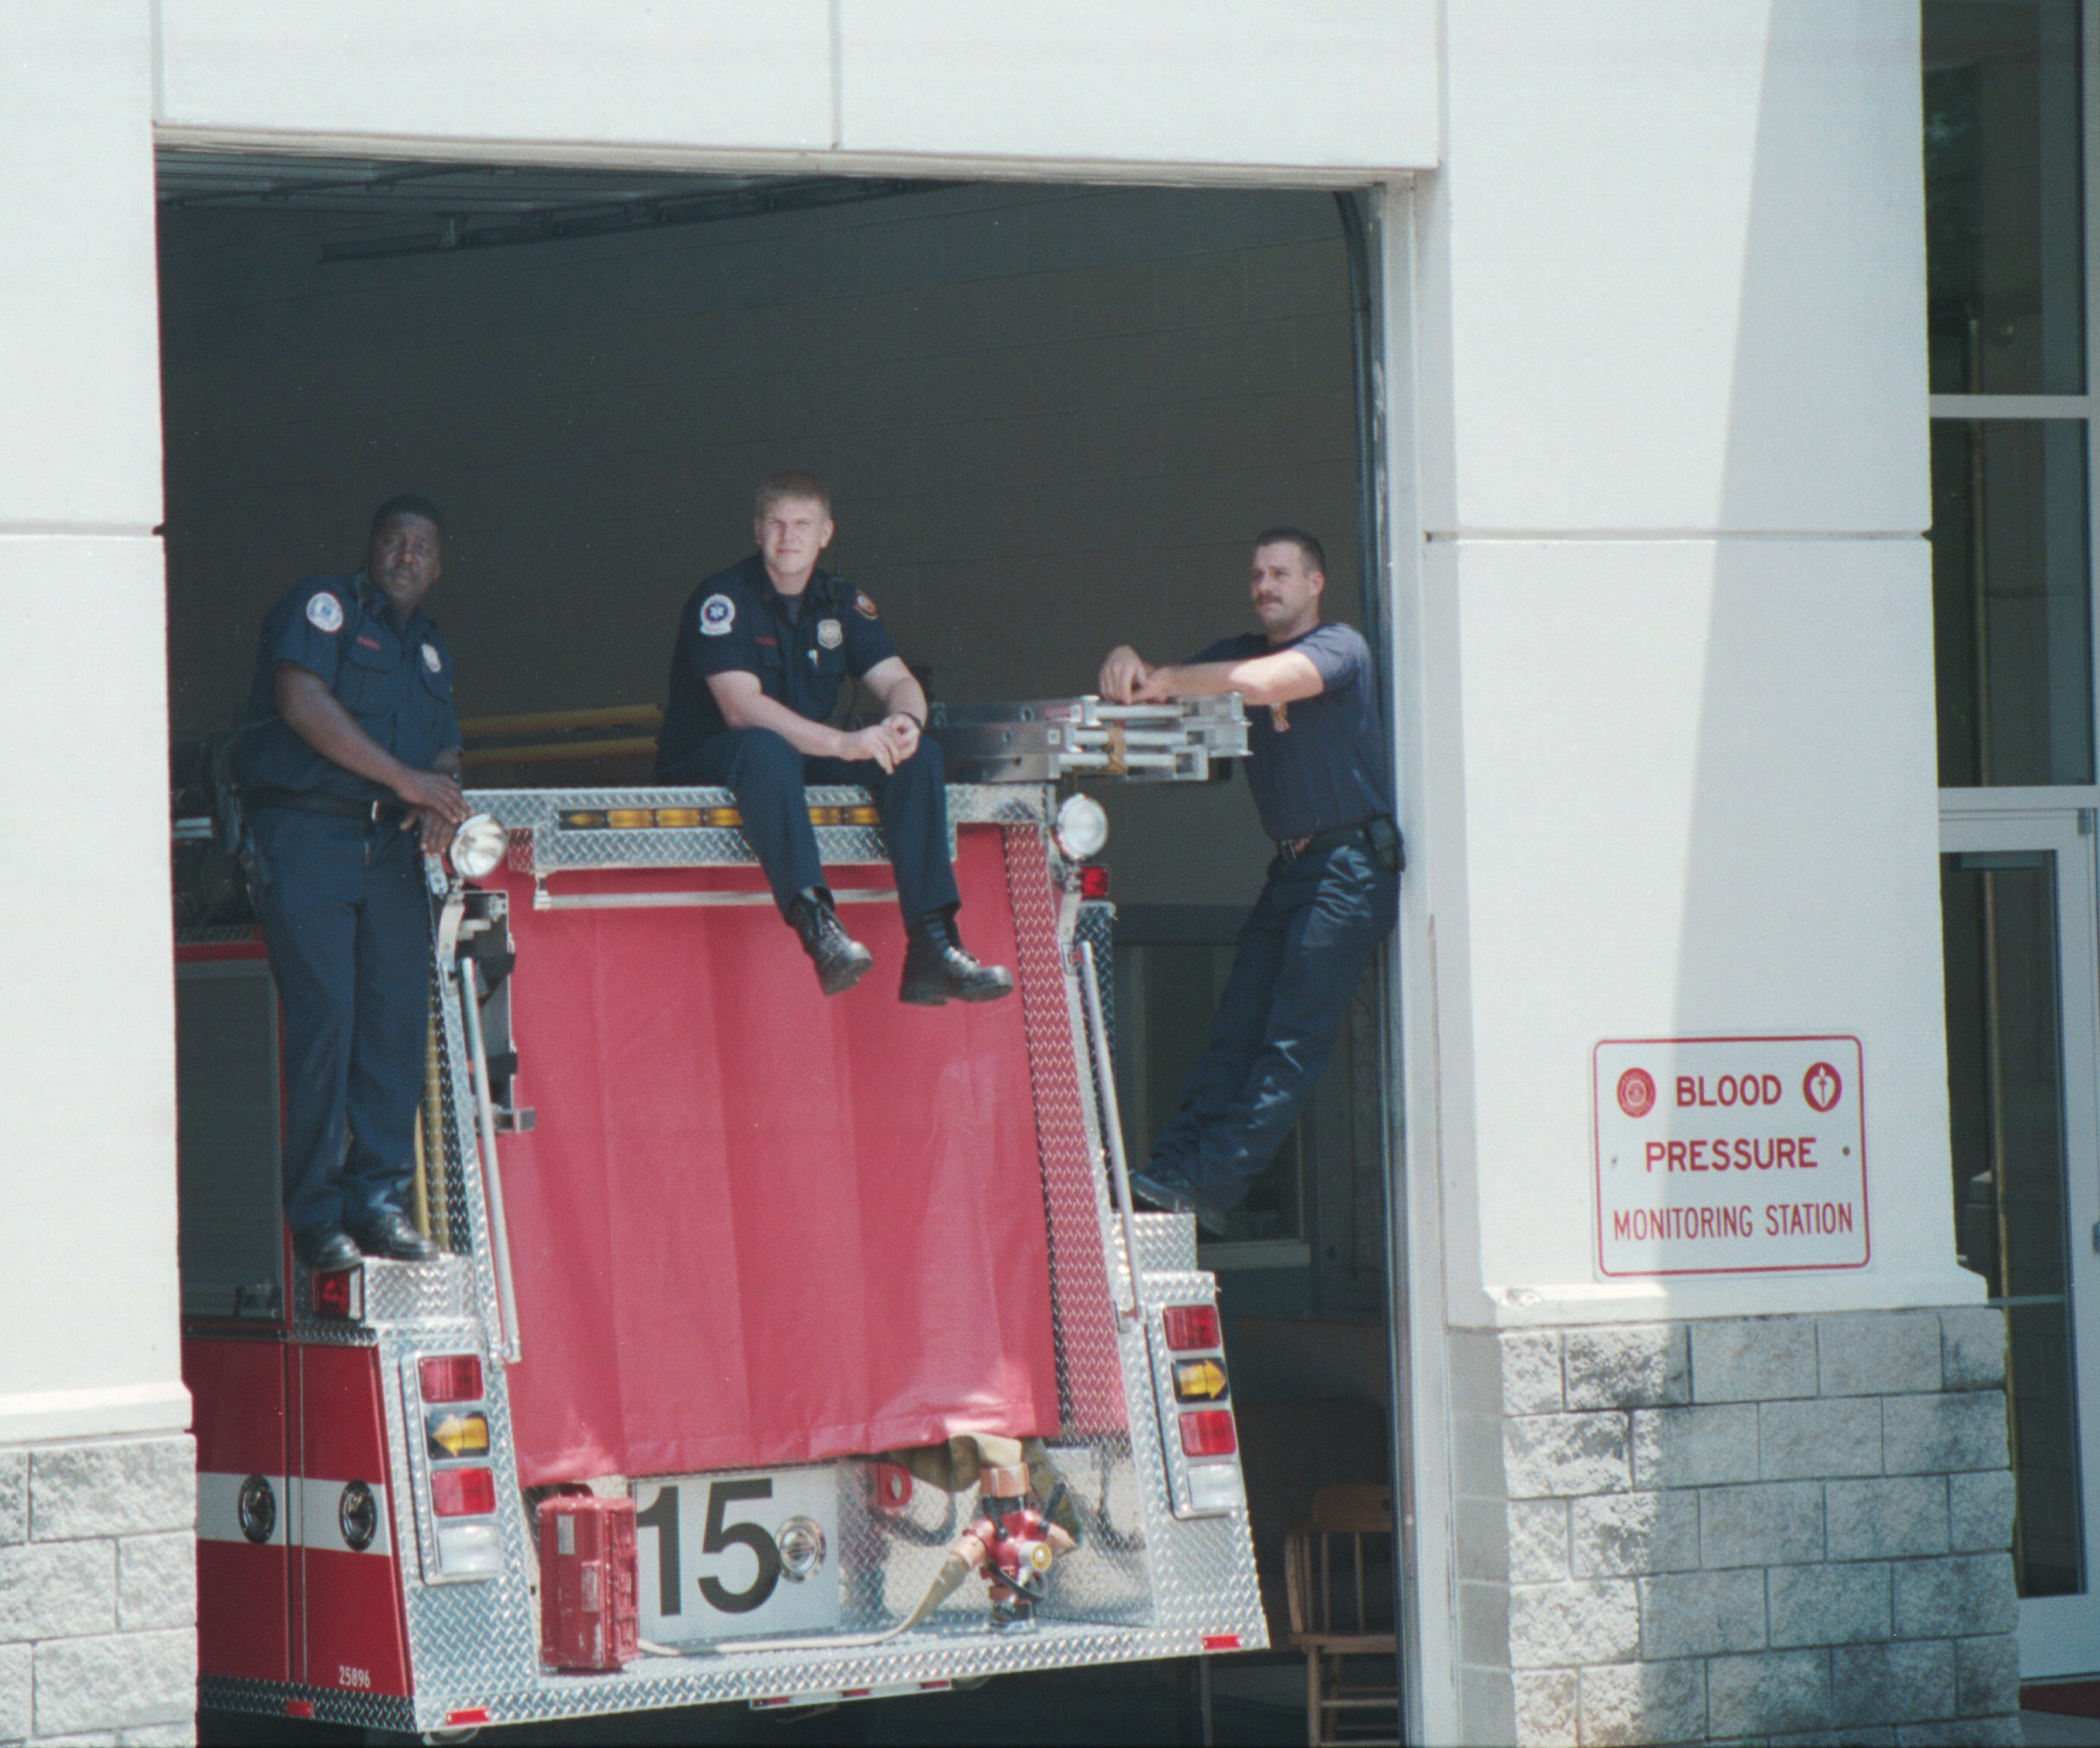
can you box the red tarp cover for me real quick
[490,827,1059,1485]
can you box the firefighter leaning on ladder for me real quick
[1098,527,1401,1236]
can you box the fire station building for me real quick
[2,1,2093,1742]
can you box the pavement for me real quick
[206,1672,2097,1745]
[2026,1708,2100,1746]
[200,1655,1312,1745]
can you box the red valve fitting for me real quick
[950,1466,1078,1629]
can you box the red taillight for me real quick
[1180,1410,1238,1458]
[420,1354,484,1403]
[1161,1305,1221,1351]
[311,1267,361,1320]
[430,1466,497,1517]
[1078,864,1110,900]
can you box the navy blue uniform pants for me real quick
[661,728,962,924]
[252,808,432,1238]
[1149,840,1396,1207]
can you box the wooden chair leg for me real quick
[1306,1645,1324,1746]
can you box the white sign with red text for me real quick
[1592,1036,1868,1277]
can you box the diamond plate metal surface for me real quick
[1005,827,1131,1430]
[1132,1213,1199,1278]
[1137,1274,1237,1520]
[1074,899,1117,1158]
[289,1254,476,1339]
[948,787,1058,826]
[205,792,1262,1732]
[384,1318,545,1722]
[465,784,1028,882]
[198,1676,417,1733]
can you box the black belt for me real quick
[1277,815,1403,871]
[248,786,406,825]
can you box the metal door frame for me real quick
[1942,797,2100,1675]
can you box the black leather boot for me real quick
[348,1208,441,1263]
[788,888,874,996]
[294,1222,361,1272]
[899,909,1015,1005]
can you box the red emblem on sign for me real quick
[1616,1067,1656,1118]
[1803,1062,1843,1113]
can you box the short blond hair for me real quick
[754,469,831,520]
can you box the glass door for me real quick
[1925,0,2100,1675]
[1941,803,2100,1674]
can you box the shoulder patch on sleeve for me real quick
[306,592,345,633]
[852,591,878,620]
[699,593,736,636]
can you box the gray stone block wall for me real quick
[1452,1309,2020,1746]
[0,1434,195,1746]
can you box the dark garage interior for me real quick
[159,154,1399,1743]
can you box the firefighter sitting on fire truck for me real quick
[653,470,1014,1004]
[237,495,470,1273]
[1097,527,1400,1234]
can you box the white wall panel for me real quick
[158,0,833,152]
[1426,536,1971,1320]
[0,536,183,1422]
[0,1,161,526]
[0,0,182,1436]
[1422,0,1928,535]
[838,1,1437,171]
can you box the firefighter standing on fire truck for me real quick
[237,496,469,1273]
[1097,528,1399,1233]
[654,470,1013,1004]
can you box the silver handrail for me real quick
[1078,938,1143,1317]
[459,957,523,1364]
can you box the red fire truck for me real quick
[174,697,1265,1735]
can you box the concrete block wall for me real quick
[1452,1309,2020,1746]
[0,1435,196,1746]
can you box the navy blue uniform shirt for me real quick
[656,555,897,775]
[237,571,461,801]
[1191,621,1392,842]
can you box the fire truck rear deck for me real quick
[176,700,1269,1733]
